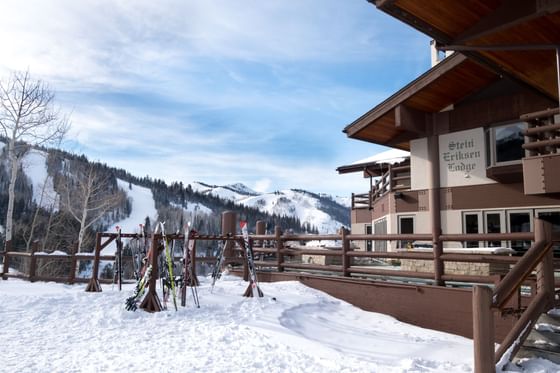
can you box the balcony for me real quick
[351,164,411,210]
[521,108,560,195]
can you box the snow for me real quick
[351,149,410,166]
[21,149,59,210]
[192,182,347,233]
[170,201,213,216]
[1,276,473,372]
[104,179,158,253]
[240,190,343,233]
[1,276,558,372]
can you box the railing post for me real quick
[535,218,554,309]
[473,285,495,373]
[69,242,78,285]
[341,228,350,277]
[275,226,284,272]
[28,241,39,282]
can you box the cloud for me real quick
[0,0,429,196]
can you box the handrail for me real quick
[472,219,555,372]
[492,239,548,308]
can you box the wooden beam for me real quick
[454,0,560,44]
[344,53,467,138]
[395,104,428,134]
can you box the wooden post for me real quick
[341,228,350,277]
[255,220,265,248]
[473,285,495,373]
[28,241,39,282]
[275,226,284,272]
[535,218,554,309]
[221,211,237,264]
[69,242,78,285]
[428,134,444,286]
[140,233,163,312]
[85,233,102,292]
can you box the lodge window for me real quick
[365,224,372,252]
[486,122,527,167]
[398,215,414,249]
[462,209,534,253]
[373,218,387,252]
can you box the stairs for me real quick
[514,311,560,364]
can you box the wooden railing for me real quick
[351,164,411,209]
[522,107,560,156]
[0,241,112,284]
[4,222,556,371]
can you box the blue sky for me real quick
[0,0,429,196]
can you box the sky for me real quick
[0,0,430,197]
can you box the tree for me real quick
[0,71,70,250]
[60,166,124,252]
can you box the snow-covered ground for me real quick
[0,276,557,372]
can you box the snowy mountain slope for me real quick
[192,181,258,201]
[104,179,158,251]
[21,149,59,210]
[194,182,350,233]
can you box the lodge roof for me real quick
[345,0,560,149]
[336,148,409,176]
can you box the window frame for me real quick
[485,121,527,167]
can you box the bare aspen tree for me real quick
[0,71,69,250]
[60,166,123,253]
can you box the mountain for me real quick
[0,139,351,253]
[193,183,350,233]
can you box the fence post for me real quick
[473,285,495,373]
[139,233,163,312]
[275,226,284,272]
[535,218,554,309]
[341,228,350,277]
[85,233,102,292]
[69,242,78,285]
[29,241,39,282]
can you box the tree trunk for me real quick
[5,139,19,247]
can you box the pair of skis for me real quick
[240,221,264,298]
[211,221,263,297]
[180,223,200,308]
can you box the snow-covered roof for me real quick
[336,149,410,175]
[351,149,410,166]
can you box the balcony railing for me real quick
[522,107,560,156]
[351,164,411,209]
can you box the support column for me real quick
[473,285,495,373]
[535,218,554,309]
[427,135,444,286]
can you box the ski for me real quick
[240,221,263,298]
[125,264,151,311]
[181,223,200,307]
[210,239,226,293]
[161,222,178,311]
[125,225,154,311]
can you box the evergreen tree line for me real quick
[0,139,331,256]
